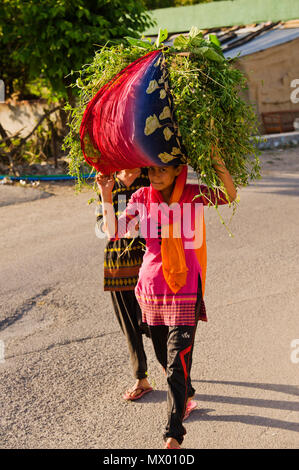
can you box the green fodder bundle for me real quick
[64,28,261,201]
[63,43,146,190]
[167,29,261,197]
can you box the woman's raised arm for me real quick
[211,147,237,202]
[95,173,118,238]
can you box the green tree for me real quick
[0,0,154,172]
[0,0,154,102]
[143,0,174,8]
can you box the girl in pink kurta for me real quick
[131,181,209,327]
[97,160,237,449]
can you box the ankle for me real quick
[136,377,150,386]
[165,438,180,449]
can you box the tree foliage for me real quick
[0,0,154,100]
[0,0,154,172]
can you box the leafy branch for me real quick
[64,26,261,211]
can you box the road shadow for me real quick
[130,380,299,433]
[249,175,299,197]
[187,379,299,433]
[0,287,54,332]
[186,409,299,433]
[195,379,299,397]
[137,389,167,404]
[0,186,53,208]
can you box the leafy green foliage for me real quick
[64,27,261,203]
[166,29,261,194]
[63,43,150,191]
[155,28,169,47]
[0,0,154,99]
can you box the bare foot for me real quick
[183,396,198,421]
[165,438,181,449]
[123,378,152,400]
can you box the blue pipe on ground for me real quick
[0,174,95,182]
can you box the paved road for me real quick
[0,148,299,449]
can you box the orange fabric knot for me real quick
[161,222,188,294]
[152,165,207,297]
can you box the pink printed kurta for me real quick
[118,184,228,326]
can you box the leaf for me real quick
[146,80,159,94]
[155,28,168,47]
[141,35,152,44]
[76,78,84,89]
[159,106,171,120]
[173,35,189,51]
[163,127,173,141]
[158,152,176,163]
[124,36,153,49]
[209,34,221,47]
[190,37,205,48]
[144,115,162,136]
[191,46,224,63]
[189,26,202,38]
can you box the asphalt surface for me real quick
[0,148,299,449]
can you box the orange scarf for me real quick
[150,165,207,295]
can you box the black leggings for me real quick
[111,290,149,380]
[149,323,198,445]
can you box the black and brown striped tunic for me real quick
[96,169,150,291]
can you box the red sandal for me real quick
[123,385,153,401]
[164,443,181,449]
[183,399,198,421]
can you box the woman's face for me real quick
[148,165,183,191]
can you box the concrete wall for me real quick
[144,0,299,35]
[0,99,59,138]
[235,37,299,132]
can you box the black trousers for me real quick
[111,290,149,380]
[149,323,198,445]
